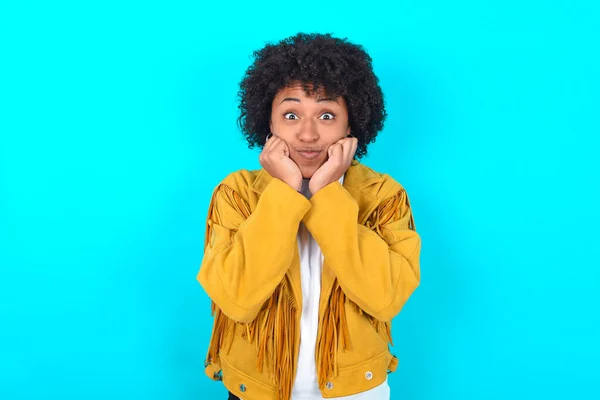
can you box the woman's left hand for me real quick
[309,137,358,195]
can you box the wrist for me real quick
[309,183,323,195]
[283,178,302,192]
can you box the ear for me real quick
[346,126,351,136]
[269,120,273,132]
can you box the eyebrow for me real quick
[317,97,337,103]
[279,97,339,104]
[280,97,300,104]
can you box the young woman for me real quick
[197,33,421,400]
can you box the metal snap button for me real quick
[240,384,246,392]
[365,371,373,380]
[326,381,334,389]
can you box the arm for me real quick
[302,181,421,322]
[197,177,311,323]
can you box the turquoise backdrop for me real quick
[1,0,598,399]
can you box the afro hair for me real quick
[237,33,386,159]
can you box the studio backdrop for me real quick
[1,0,598,399]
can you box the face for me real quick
[270,84,351,178]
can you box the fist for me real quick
[309,137,358,194]
[259,133,303,191]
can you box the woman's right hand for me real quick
[259,134,302,191]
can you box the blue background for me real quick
[1,0,599,399]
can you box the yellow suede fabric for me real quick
[197,160,421,400]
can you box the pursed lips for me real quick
[296,149,322,160]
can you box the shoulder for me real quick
[205,169,259,224]
[217,168,259,191]
[356,162,416,229]
[350,161,408,200]
[209,168,262,204]
[211,162,409,200]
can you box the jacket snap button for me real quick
[240,384,246,392]
[326,382,334,389]
[365,371,373,380]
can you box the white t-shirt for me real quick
[291,175,390,400]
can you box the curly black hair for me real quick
[237,33,386,160]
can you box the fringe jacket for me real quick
[197,160,421,400]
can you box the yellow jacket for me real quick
[197,160,421,400]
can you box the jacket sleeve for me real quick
[197,177,311,323]
[302,180,421,322]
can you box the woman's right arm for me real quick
[197,177,311,323]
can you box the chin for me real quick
[300,168,313,179]
[293,158,324,179]
[299,165,319,179]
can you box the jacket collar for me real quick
[250,160,384,222]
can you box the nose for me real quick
[297,119,319,142]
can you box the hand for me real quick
[309,137,358,195]
[259,133,303,191]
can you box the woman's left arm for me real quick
[303,180,421,322]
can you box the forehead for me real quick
[274,83,337,101]
[273,84,347,109]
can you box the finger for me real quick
[329,143,343,161]
[282,141,290,157]
[349,138,358,160]
[327,143,336,157]
[266,134,286,154]
[271,136,290,156]
[339,138,353,161]
[263,133,277,152]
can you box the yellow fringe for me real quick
[203,184,299,399]
[365,188,415,234]
[315,189,412,389]
[204,184,252,251]
[206,303,236,367]
[315,279,351,389]
[204,184,252,377]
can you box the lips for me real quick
[297,150,321,160]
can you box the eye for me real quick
[284,112,299,120]
[319,112,335,120]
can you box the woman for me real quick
[197,33,421,400]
